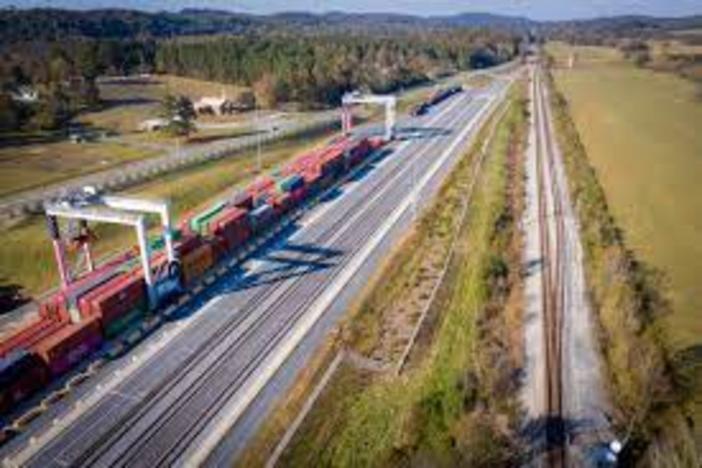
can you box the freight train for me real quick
[0,135,383,422]
[411,85,463,116]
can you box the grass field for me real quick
[87,74,253,133]
[0,130,333,299]
[547,42,702,349]
[0,139,158,197]
[0,74,294,199]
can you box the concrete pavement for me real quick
[0,78,511,468]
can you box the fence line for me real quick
[0,115,340,220]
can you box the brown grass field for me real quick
[548,42,702,349]
[0,139,157,197]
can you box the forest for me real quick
[154,32,518,108]
[0,14,519,132]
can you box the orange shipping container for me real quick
[181,242,214,285]
[33,317,103,376]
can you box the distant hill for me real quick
[1,7,701,44]
[428,12,533,29]
[545,14,702,31]
[0,8,259,43]
[540,14,702,42]
[0,7,532,43]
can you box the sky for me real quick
[1,0,701,21]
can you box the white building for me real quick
[194,94,254,115]
[9,85,38,103]
[138,118,168,132]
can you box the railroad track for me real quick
[533,68,567,467]
[18,92,493,467]
[75,97,485,467]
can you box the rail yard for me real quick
[2,4,699,466]
[0,71,512,465]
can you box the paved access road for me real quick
[1,77,511,468]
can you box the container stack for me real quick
[0,133,386,419]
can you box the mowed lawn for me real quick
[549,43,702,349]
[0,139,156,197]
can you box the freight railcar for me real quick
[0,135,383,418]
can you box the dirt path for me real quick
[521,64,613,466]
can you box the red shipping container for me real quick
[0,317,65,358]
[209,236,227,262]
[181,243,214,285]
[214,209,250,251]
[219,207,247,224]
[78,274,146,326]
[246,176,275,197]
[302,170,322,185]
[33,317,102,376]
[0,351,49,415]
[271,193,292,216]
[175,233,202,257]
[230,191,254,211]
[321,145,344,163]
[211,234,229,258]
[285,149,325,176]
[369,136,384,150]
[290,187,308,205]
[39,294,70,324]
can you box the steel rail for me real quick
[55,95,483,467]
[534,68,566,468]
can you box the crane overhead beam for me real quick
[44,201,157,312]
[44,203,143,226]
[341,92,397,141]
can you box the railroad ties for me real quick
[534,67,567,468]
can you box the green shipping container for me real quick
[189,202,227,234]
[149,228,182,251]
[103,307,144,338]
[277,174,304,193]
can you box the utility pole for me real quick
[411,154,418,222]
[255,103,262,175]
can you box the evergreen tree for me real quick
[0,93,20,132]
[159,94,196,137]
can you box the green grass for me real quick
[277,87,526,467]
[0,74,254,198]
[547,42,702,350]
[0,130,333,298]
[0,141,157,197]
[84,74,252,133]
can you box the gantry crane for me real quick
[44,187,180,321]
[341,92,397,141]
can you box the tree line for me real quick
[0,38,155,132]
[0,30,517,133]
[155,32,517,108]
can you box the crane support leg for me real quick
[46,215,72,290]
[135,216,157,310]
